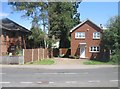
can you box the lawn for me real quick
[83,60,114,65]
[25,59,55,65]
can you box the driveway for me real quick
[53,58,87,65]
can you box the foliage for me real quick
[8,2,48,48]
[8,2,48,31]
[28,26,45,48]
[83,60,114,65]
[8,2,81,48]
[26,59,55,65]
[110,49,120,64]
[102,16,120,64]
[48,2,81,48]
[15,50,23,56]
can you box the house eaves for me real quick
[1,18,30,33]
[70,19,103,33]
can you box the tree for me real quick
[48,2,81,48]
[8,2,81,48]
[28,26,45,48]
[102,16,120,64]
[8,2,48,48]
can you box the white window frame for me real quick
[93,32,100,39]
[89,46,100,52]
[75,32,85,39]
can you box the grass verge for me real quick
[83,60,115,65]
[25,59,55,65]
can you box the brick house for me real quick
[0,18,30,56]
[70,19,106,60]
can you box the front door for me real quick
[80,45,85,58]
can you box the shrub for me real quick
[111,54,120,64]
[16,50,23,56]
[110,49,120,64]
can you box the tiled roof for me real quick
[70,19,103,33]
[0,18,30,33]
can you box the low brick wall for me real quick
[24,48,49,63]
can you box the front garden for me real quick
[25,59,55,65]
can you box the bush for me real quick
[110,49,120,64]
[111,54,120,64]
[16,50,23,56]
[83,60,114,65]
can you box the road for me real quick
[0,66,119,87]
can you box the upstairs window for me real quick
[90,46,100,52]
[75,32,85,39]
[93,32,100,39]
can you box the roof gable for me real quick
[0,18,30,33]
[70,19,103,33]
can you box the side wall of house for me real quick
[0,30,9,55]
[71,21,103,59]
[1,29,27,55]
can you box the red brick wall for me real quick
[0,34,8,55]
[1,30,27,55]
[71,21,103,59]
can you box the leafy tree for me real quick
[8,2,48,48]
[8,2,48,32]
[28,19,45,48]
[102,16,120,64]
[48,2,81,48]
[8,2,81,48]
[28,26,45,48]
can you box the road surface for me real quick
[0,66,119,87]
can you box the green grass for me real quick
[83,60,114,65]
[25,59,55,65]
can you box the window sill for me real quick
[89,51,100,53]
[75,38,85,39]
[93,38,100,40]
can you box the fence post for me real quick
[38,48,39,61]
[59,49,61,56]
[43,48,44,60]
[32,49,34,62]
[47,49,48,58]
[22,49,24,64]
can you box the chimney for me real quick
[100,24,103,28]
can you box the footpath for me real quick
[0,58,118,69]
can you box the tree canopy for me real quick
[102,16,120,50]
[28,26,45,48]
[8,2,81,48]
[48,2,81,48]
[102,16,120,64]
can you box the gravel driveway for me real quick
[53,58,87,65]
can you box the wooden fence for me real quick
[23,48,49,63]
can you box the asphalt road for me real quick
[0,66,119,87]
